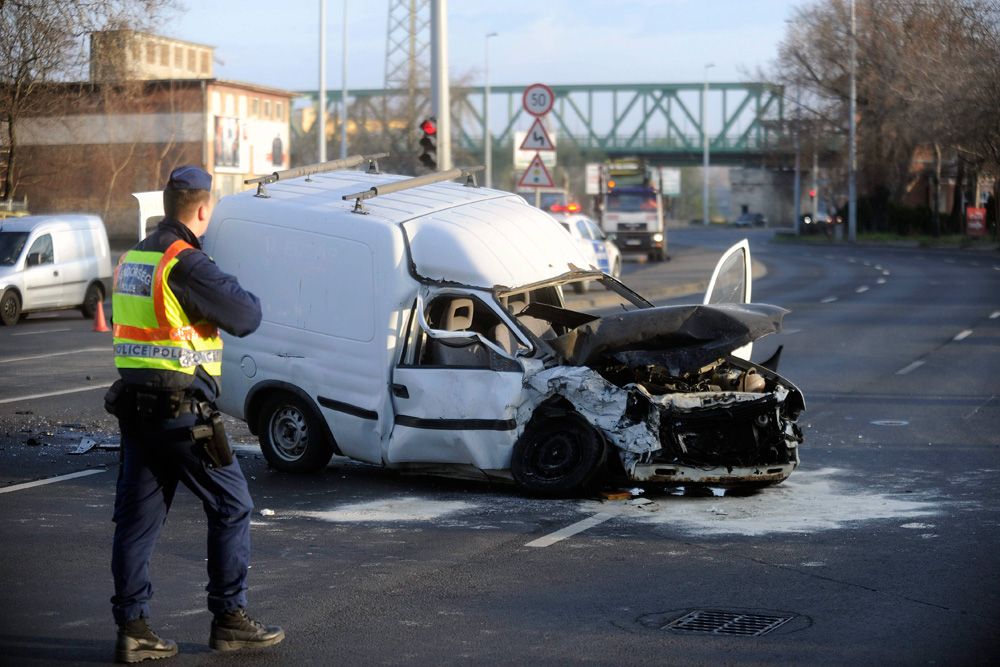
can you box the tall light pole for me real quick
[848,0,858,242]
[430,0,451,170]
[484,31,497,187]
[702,62,715,225]
[318,0,326,162]
[339,0,348,159]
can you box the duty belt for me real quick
[115,343,222,368]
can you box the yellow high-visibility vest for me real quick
[112,240,223,381]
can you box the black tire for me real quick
[257,392,334,472]
[1,290,21,327]
[572,280,588,294]
[80,282,104,319]
[511,414,607,496]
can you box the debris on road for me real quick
[70,438,97,455]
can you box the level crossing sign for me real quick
[519,118,555,151]
[517,153,555,188]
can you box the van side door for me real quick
[21,233,61,310]
[386,291,529,472]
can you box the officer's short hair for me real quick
[163,165,212,220]
[164,188,211,220]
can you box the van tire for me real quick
[80,283,104,319]
[572,280,588,294]
[257,393,334,473]
[511,414,607,496]
[1,290,21,326]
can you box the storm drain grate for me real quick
[664,609,794,637]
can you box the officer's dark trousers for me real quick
[111,412,253,625]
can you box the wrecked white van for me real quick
[198,156,804,495]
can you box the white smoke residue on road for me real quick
[581,467,941,536]
[300,497,475,523]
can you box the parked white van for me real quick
[193,157,804,495]
[0,214,112,326]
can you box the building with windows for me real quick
[4,31,294,240]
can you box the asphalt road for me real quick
[1,227,998,665]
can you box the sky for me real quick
[167,0,806,92]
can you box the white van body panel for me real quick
[202,170,590,472]
[0,214,111,314]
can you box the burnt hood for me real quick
[549,303,788,373]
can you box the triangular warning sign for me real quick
[519,118,555,151]
[517,153,555,188]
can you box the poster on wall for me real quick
[214,116,241,170]
[249,120,290,175]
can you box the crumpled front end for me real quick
[515,302,805,489]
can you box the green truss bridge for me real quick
[301,82,787,165]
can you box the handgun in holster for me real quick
[191,410,233,468]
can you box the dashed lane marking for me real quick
[896,360,925,376]
[990,311,1000,319]
[821,296,838,303]
[876,278,886,284]
[10,328,72,336]
[0,384,111,404]
[856,286,869,293]
[0,469,107,495]
[0,346,108,364]
[525,512,614,548]
[954,330,973,341]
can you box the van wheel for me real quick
[511,414,607,496]
[80,283,103,319]
[1,290,21,326]
[257,393,334,473]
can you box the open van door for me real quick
[703,239,753,360]
[132,191,165,240]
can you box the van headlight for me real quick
[652,232,664,243]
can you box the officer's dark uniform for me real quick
[108,167,282,662]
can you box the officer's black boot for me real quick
[115,617,178,663]
[209,608,285,651]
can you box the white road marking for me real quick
[954,329,973,341]
[821,296,838,303]
[856,285,869,293]
[990,311,1000,319]
[0,346,109,364]
[0,384,111,404]
[525,512,614,548]
[874,264,883,270]
[0,469,106,494]
[882,270,891,276]
[876,278,886,284]
[896,360,925,375]
[963,395,995,420]
[10,328,73,337]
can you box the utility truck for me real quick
[598,158,666,261]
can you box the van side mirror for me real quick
[25,252,41,267]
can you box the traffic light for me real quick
[418,117,437,169]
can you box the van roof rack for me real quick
[342,166,484,214]
[245,152,389,198]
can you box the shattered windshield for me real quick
[0,232,29,266]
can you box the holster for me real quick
[191,408,233,468]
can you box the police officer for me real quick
[108,166,283,662]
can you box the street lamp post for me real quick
[318,0,326,163]
[484,32,497,188]
[702,63,715,225]
[848,0,858,242]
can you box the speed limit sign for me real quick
[522,83,555,117]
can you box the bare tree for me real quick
[771,0,1000,232]
[0,0,174,201]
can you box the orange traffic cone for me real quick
[94,300,110,333]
